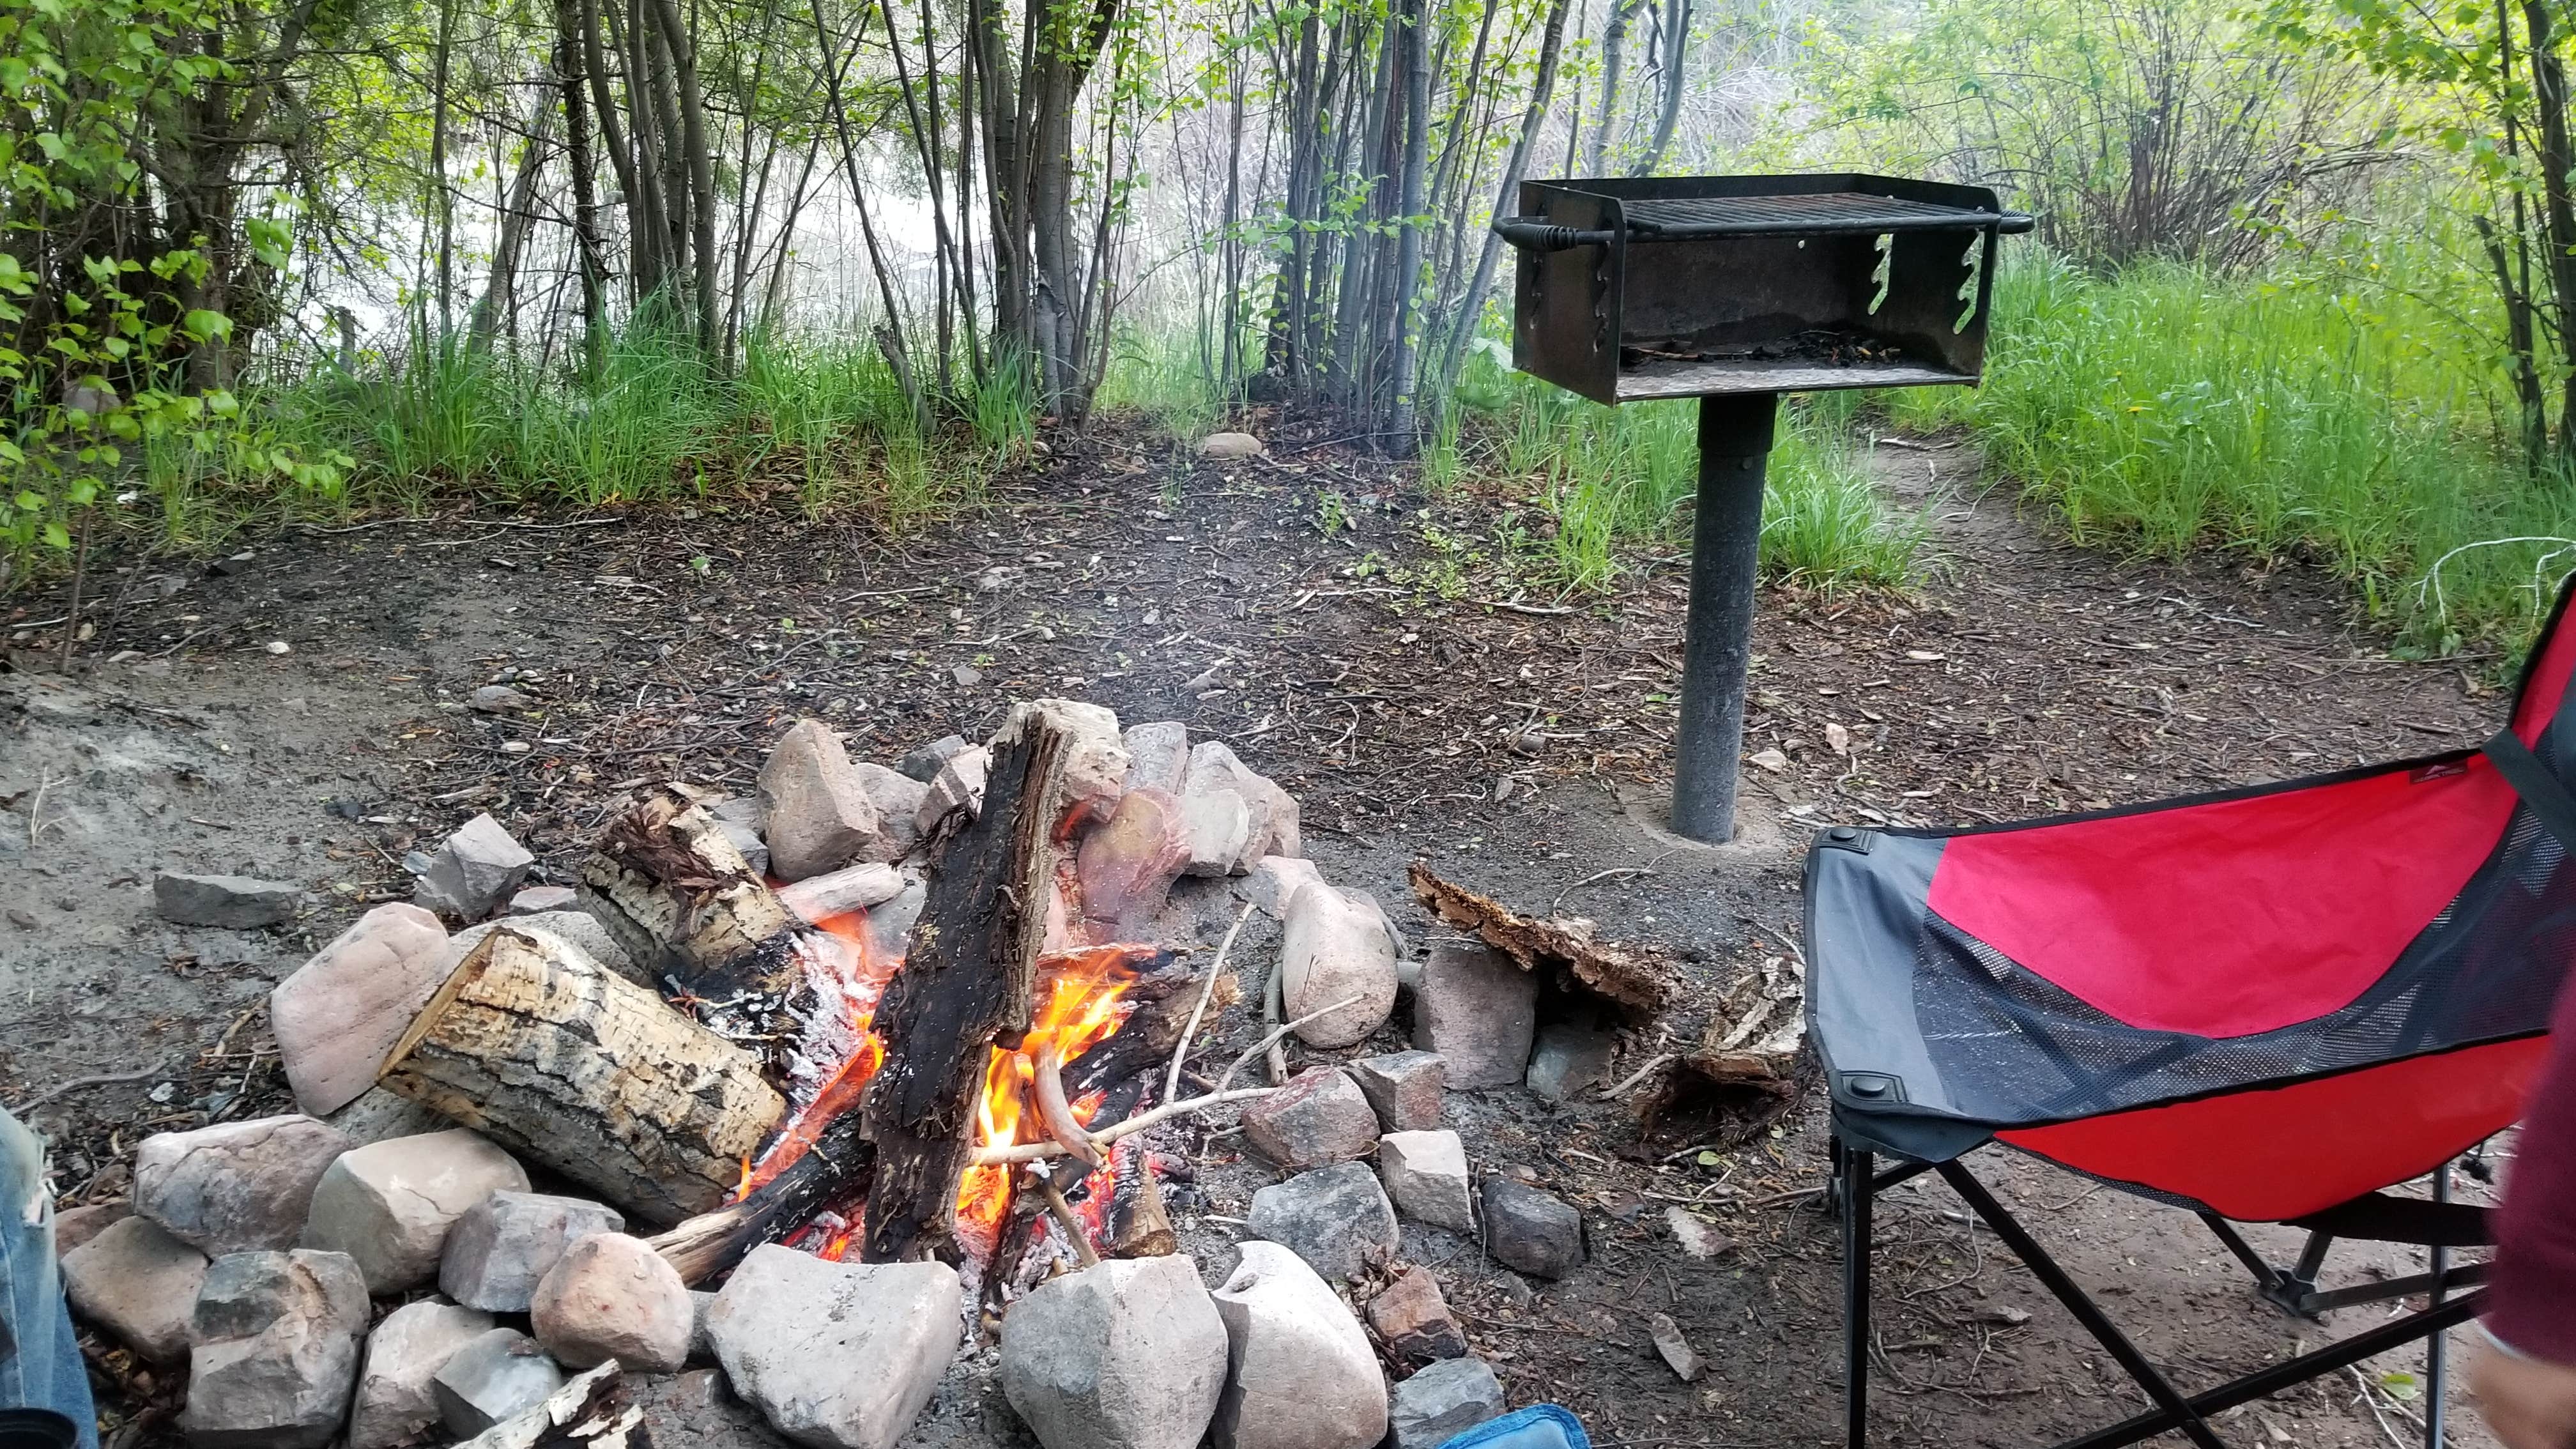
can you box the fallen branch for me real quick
[1166,902,1254,1103]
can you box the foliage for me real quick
[1887,250,2572,646]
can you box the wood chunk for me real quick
[576,785,801,999]
[379,928,786,1226]
[859,700,1086,1263]
[1405,862,1671,1018]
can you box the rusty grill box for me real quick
[1501,174,2031,406]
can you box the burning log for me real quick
[648,1108,875,1284]
[858,700,1092,1262]
[378,926,786,1226]
[577,785,804,1000]
[1406,862,1673,1019]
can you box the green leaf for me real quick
[181,308,231,343]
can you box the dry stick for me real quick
[8,1056,173,1113]
[1032,1042,1104,1169]
[1036,1165,1102,1269]
[972,996,1364,1167]
[1262,949,1289,1086]
[1165,902,1256,1104]
[1597,1052,1675,1100]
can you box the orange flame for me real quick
[953,945,1152,1245]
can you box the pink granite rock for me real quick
[270,903,451,1116]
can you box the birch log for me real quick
[378,926,786,1225]
[576,784,802,998]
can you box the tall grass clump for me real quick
[1889,249,2576,646]
[1450,348,1928,592]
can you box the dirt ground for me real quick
[0,415,2506,1449]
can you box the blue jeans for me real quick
[0,1108,96,1449]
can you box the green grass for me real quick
[1445,348,1929,592]
[1884,250,2572,650]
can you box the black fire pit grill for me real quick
[1493,172,2032,843]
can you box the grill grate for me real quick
[1621,190,2002,237]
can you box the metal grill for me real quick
[1621,190,2013,238]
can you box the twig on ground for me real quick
[8,1055,172,1112]
[1597,1053,1674,1100]
[1553,866,1656,914]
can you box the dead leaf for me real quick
[1650,1313,1703,1382]
[1749,747,1790,772]
[1825,721,1851,756]
[1667,1205,1731,1261]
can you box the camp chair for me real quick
[1804,581,2576,1449]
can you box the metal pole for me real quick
[1838,1135,1875,1449]
[1673,390,1778,841]
[2427,1162,2450,1449]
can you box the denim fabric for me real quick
[1430,1405,1591,1449]
[0,1108,97,1449]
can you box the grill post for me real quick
[1673,391,1778,842]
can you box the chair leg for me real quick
[1937,1160,2231,1449]
[1840,1136,1875,1449]
[2427,1162,2450,1449]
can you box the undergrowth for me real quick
[1432,348,1930,592]
[1885,250,2576,652]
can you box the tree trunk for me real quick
[650,0,721,361]
[1630,0,1690,176]
[1432,0,1572,402]
[2524,0,2576,466]
[1384,0,1432,449]
[859,702,1088,1264]
[558,0,609,378]
[811,0,930,432]
[470,94,561,354]
[380,927,788,1226]
[613,0,678,309]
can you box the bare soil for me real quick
[0,415,2502,1449]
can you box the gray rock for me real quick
[440,1191,627,1312]
[52,1202,128,1259]
[1240,856,1324,917]
[180,1250,372,1448]
[349,1300,496,1449]
[412,813,537,921]
[1210,1241,1388,1449]
[687,1289,719,1366]
[1240,1068,1379,1170]
[323,1086,457,1146]
[530,1230,693,1372]
[302,1130,532,1294]
[61,1216,208,1362]
[443,909,634,983]
[155,872,300,928]
[1183,742,1298,866]
[1280,881,1398,1048]
[506,885,578,915]
[898,733,971,783]
[1180,790,1251,878]
[470,684,529,713]
[1387,1356,1505,1449]
[1478,1177,1584,1279]
[854,761,928,856]
[450,1363,618,1448]
[1379,1131,1474,1233]
[759,718,896,880]
[1248,1163,1399,1283]
[1365,1264,1467,1365]
[709,796,771,878]
[708,1245,959,1449]
[1349,1052,1445,1132]
[1524,1022,1617,1101]
[1000,1254,1228,1449]
[1123,721,1191,793]
[1411,945,1535,1090]
[1199,432,1264,459]
[133,1114,355,1255]
[433,1328,567,1439]
[868,874,928,960]
[271,902,454,1116]
[916,746,991,834]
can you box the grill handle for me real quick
[1492,210,2036,250]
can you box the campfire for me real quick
[55,694,1809,1449]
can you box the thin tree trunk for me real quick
[650,0,721,362]
[581,0,654,301]
[1630,0,1688,175]
[1328,14,1395,402]
[1384,0,1431,448]
[1433,0,1572,401]
[470,94,560,354]
[558,0,609,377]
[2526,0,2576,466]
[613,0,677,312]
[810,0,930,433]
[1589,0,1643,172]
[431,0,459,339]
